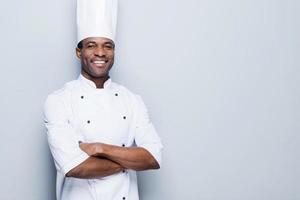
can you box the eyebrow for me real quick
[85,41,96,44]
[84,40,115,47]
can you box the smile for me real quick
[93,60,106,64]
[92,60,108,67]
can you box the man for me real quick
[43,0,163,199]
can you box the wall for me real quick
[0,0,299,199]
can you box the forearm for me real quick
[100,145,159,171]
[66,156,123,179]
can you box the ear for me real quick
[76,47,81,59]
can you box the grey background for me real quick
[0,0,299,199]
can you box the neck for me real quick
[81,71,109,89]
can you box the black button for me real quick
[87,120,90,124]
[123,197,126,200]
[123,116,126,120]
[122,144,125,147]
[122,170,125,173]
[81,96,84,99]
[115,93,118,96]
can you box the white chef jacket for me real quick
[43,74,163,200]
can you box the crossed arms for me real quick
[44,93,162,180]
[66,142,160,178]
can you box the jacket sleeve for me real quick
[43,93,89,175]
[133,95,163,167]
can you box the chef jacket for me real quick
[43,74,163,200]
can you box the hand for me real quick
[79,142,105,156]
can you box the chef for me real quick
[43,0,163,199]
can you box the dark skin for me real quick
[76,37,115,88]
[66,37,159,178]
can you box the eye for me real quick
[87,43,96,48]
[104,44,113,50]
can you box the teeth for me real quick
[93,60,106,64]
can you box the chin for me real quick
[82,65,112,79]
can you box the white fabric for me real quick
[43,74,163,200]
[77,0,118,43]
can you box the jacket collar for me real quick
[78,74,112,90]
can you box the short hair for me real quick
[77,40,83,49]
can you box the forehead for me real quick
[83,37,114,45]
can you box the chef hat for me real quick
[76,0,118,44]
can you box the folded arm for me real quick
[66,156,124,178]
[80,142,160,171]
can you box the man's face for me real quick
[76,37,115,79]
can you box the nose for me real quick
[94,46,106,57]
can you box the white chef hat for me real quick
[76,0,118,44]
